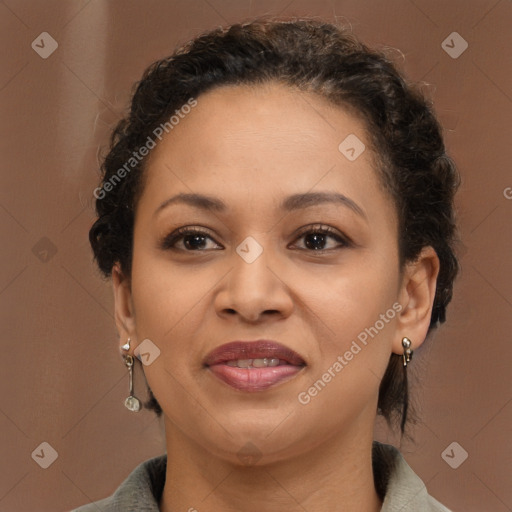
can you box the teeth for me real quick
[225,358,284,368]
[253,358,280,367]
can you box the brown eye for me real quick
[160,227,222,251]
[291,225,351,252]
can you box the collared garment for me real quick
[71,441,452,511]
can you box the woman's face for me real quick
[115,82,434,463]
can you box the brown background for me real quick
[1,1,511,511]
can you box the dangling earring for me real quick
[401,337,413,367]
[121,338,141,412]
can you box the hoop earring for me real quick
[121,338,141,412]
[402,337,413,367]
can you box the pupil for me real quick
[185,234,206,249]
[305,233,325,250]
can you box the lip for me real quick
[204,340,306,392]
[204,340,306,366]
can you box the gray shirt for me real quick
[72,441,452,511]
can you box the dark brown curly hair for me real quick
[89,16,460,434]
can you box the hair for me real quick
[89,16,460,435]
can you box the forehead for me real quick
[138,82,391,220]
[150,82,371,164]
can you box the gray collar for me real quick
[73,441,451,511]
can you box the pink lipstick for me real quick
[204,340,306,392]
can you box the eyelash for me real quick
[159,224,351,253]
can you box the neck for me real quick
[159,418,382,512]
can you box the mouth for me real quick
[203,340,306,392]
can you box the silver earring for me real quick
[122,339,141,412]
[402,337,413,367]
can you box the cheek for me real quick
[131,265,211,348]
[291,277,399,433]
[293,251,400,405]
[300,253,399,342]
[129,257,210,414]
[129,248,230,377]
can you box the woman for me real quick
[74,16,459,511]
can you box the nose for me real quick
[214,243,293,324]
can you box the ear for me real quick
[112,263,137,354]
[393,246,440,355]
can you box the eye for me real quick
[160,224,351,253]
[159,227,222,252]
[290,224,350,252]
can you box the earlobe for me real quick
[393,247,440,355]
[112,263,137,349]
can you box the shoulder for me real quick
[70,454,167,511]
[373,441,452,512]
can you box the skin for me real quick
[112,82,439,512]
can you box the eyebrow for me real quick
[154,191,366,219]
